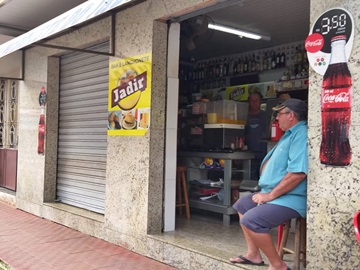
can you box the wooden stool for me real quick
[278,217,306,270]
[176,166,190,219]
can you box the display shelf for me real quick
[204,123,245,129]
[178,150,255,226]
[187,166,223,171]
[191,71,259,84]
[186,166,246,173]
[275,78,308,92]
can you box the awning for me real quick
[0,0,134,59]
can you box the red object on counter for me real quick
[271,120,284,141]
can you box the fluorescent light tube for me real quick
[208,23,268,40]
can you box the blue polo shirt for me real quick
[258,121,308,217]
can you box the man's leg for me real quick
[246,229,287,270]
[233,213,264,263]
[233,203,301,269]
[230,193,263,264]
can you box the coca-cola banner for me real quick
[307,8,354,166]
[306,7,354,75]
[38,87,46,155]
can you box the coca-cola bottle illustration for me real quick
[38,87,46,155]
[320,35,352,166]
[38,106,45,155]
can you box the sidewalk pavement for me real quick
[0,202,176,270]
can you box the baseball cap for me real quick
[272,98,307,115]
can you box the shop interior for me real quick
[166,0,310,265]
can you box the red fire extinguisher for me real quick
[271,120,284,141]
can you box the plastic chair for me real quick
[277,223,284,251]
[354,210,360,244]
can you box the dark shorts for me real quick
[233,192,302,233]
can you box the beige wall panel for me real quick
[308,1,360,269]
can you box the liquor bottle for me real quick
[212,60,217,78]
[233,57,238,74]
[239,56,244,74]
[320,35,352,166]
[200,62,205,80]
[280,48,286,68]
[271,51,276,69]
[219,59,224,77]
[275,49,281,68]
[257,53,262,71]
[223,58,228,76]
[243,56,248,73]
[228,57,233,76]
[251,53,256,71]
[200,62,204,80]
[267,50,272,70]
[296,45,303,65]
[206,61,213,79]
[302,47,308,70]
[263,52,268,70]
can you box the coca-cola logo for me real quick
[305,33,324,53]
[322,92,350,103]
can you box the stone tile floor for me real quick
[0,202,175,270]
[157,209,305,270]
[0,201,304,270]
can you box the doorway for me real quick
[163,2,310,261]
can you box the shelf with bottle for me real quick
[275,78,308,93]
[179,40,309,85]
[275,63,309,93]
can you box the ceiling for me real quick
[0,0,310,62]
[179,0,311,61]
[0,0,87,39]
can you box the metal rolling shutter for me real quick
[56,42,109,214]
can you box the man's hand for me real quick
[252,193,272,204]
[252,172,306,204]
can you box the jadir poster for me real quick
[108,53,152,136]
[225,84,248,101]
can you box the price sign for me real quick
[306,7,354,75]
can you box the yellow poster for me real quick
[225,82,276,101]
[108,53,152,136]
[225,84,248,101]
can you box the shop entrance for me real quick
[164,0,310,241]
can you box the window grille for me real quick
[0,80,18,149]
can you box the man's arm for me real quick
[268,172,306,200]
[252,172,306,204]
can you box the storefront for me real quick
[0,0,359,269]
[169,1,310,232]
